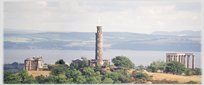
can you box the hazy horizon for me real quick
[4,28,201,34]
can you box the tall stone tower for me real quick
[95,25,104,66]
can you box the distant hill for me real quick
[3,29,201,51]
[150,30,201,36]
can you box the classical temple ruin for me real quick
[23,56,44,71]
[166,53,195,69]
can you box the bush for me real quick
[196,68,201,75]
[185,68,192,76]
[165,61,186,75]
[184,80,198,84]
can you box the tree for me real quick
[83,67,95,77]
[165,61,186,75]
[65,69,82,82]
[11,62,18,65]
[102,78,114,84]
[146,60,166,72]
[55,59,65,64]
[109,72,119,83]
[47,64,54,70]
[85,76,101,84]
[51,64,68,76]
[114,80,121,84]
[18,70,29,81]
[196,68,201,75]
[102,61,109,68]
[4,71,21,84]
[136,72,145,79]
[76,76,86,84]
[44,75,58,84]
[138,65,144,71]
[82,67,102,84]
[22,75,38,84]
[78,59,89,69]
[57,74,68,84]
[112,56,135,68]
[185,68,192,76]
[113,69,131,83]
[35,74,45,84]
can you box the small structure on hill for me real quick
[23,56,44,71]
[72,56,87,66]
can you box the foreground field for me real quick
[144,71,201,84]
[28,71,51,79]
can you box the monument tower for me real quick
[95,18,104,66]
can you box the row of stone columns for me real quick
[166,53,195,69]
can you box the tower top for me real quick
[98,17,101,26]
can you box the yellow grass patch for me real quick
[144,71,201,84]
[28,71,51,79]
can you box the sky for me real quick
[3,1,202,34]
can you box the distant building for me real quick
[23,56,44,71]
[72,59,83,66]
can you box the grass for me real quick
[28,71,51,79]
[144,71,201,84]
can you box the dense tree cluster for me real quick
[146,60,166,72]
[112,56,135,69]
[164,61,186,75]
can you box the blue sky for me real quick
[3,1,202,34]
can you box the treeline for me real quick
[4,62,24,74]
[4,56,201,84]
[144,60,201,76]
[4,56,137,84]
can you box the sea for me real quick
[4,50,201,68]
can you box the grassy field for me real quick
[28,71,51,79]
[144,71,201,84]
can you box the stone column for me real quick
[181,55,184,64]
[176,55,178,62]
[184,55,186,67]
[166,55,169,63]
[95,26,103,66]
[23,60,26,70]
[174,55,176,61]
[192,55,195,69]
[179,55,181,63]
[187,55,190,68]
[171,55,173,61]
[29,61,31,70]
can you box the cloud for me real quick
[4,1,201,34]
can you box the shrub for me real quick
[152,79,179,84]
[185,80,198,84]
